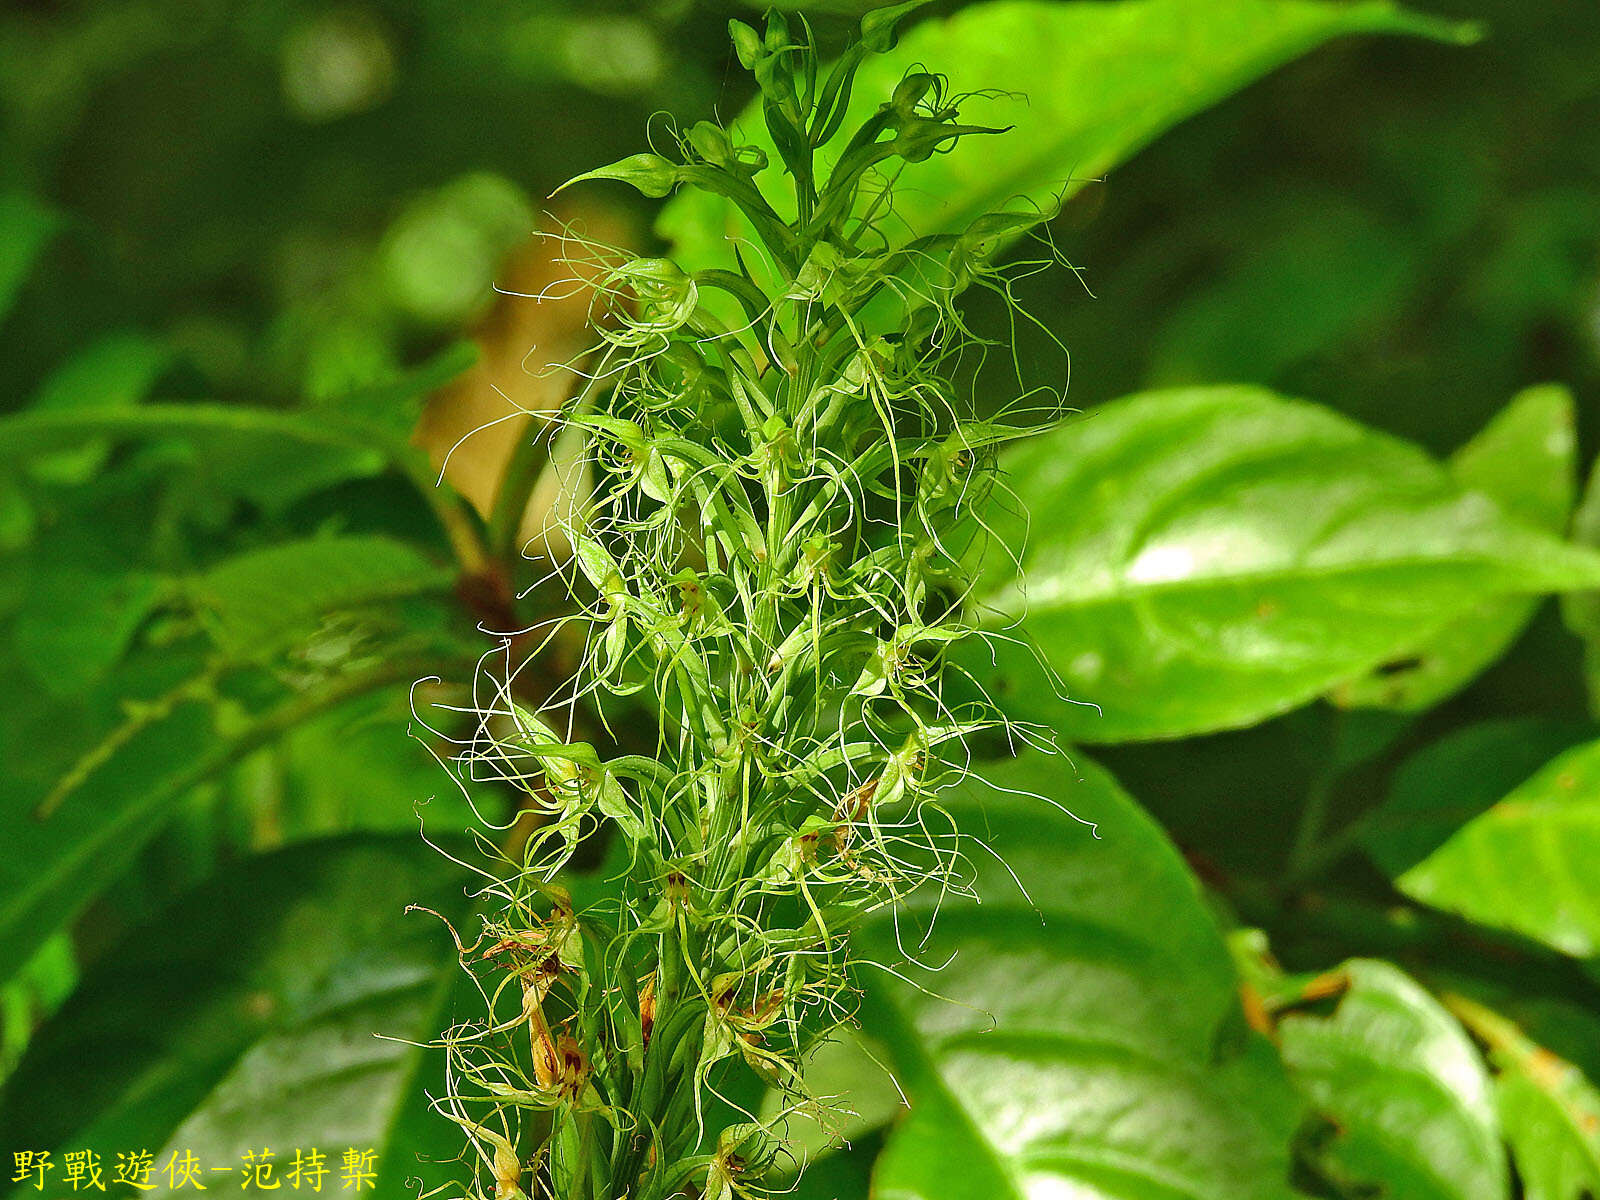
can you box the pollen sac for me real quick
[754,413,800,477]
[670,568,730,635]
[839,338,891,393]
[663,869,691,908]
[919,428,996,516]
[798,534,838,588]
[889,71,938,119]
[609,258,698,339]
[685,120,766,176]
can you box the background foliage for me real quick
[4,1,1600,1197]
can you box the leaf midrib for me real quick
[984,546,1596,618]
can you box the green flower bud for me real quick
[557,152,682,198]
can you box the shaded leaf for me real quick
[192,534,452,658]
[315,341,480,438]
[1149,199,1418,388]
[0,700,216,987]
[0,401,379,469]
[976,386,1600,742]
[0,346,474,510]
[0,933,76,1078]
[0,192,61,323]
[0,662,426,986]
[1400,738,1600,957]
[1278,960,1505,1199]
[788,1132,880,1200]
[265,689,480,837]
[1501,998,1600,1089]
[860,752,1304,1200]
[0,837,474,1200]
[760,1027,903,1169]
[1361,717,1593,878]
[27,330,175,486]
[11,565,166,697]
[0,472,32,554]
[1334,384,1577,711]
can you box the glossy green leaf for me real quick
[976,386,1600,742]
[1499,1064,1600,1200]
[0,837,474,1200]
[859,752,1304,1200]
[1278,960,1505,1199]
[1400,738,1600,957]
[1439,995,1600,1200]
[0,192,62,322]
[659,0,1470,269]
[192,534,452,658]
[1447,386,1577,531]
[1334,384,1577,711]
[1361,717,1593,878]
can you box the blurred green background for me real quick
[4,0,1600,1194]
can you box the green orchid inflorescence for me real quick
[430,8,1065,1198]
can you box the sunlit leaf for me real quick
[860,753,1304,1200]
[1445,995,1600,1200]
[1334,384,1577,710]
[1278,960,1505,1199]
[975,386,1600,742]
[1399,738,1600,957]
